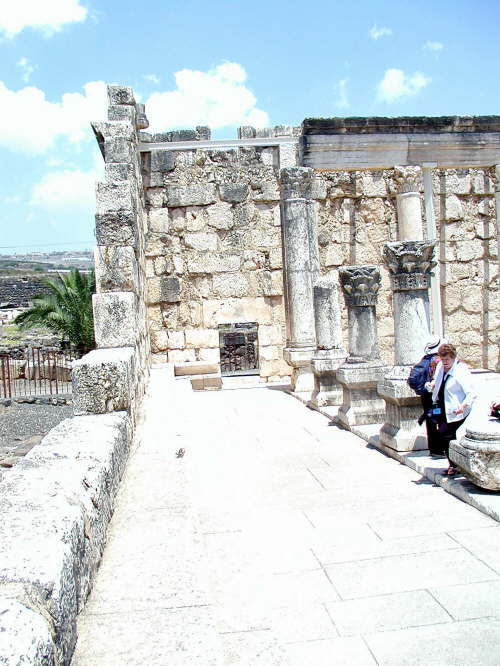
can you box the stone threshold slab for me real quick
[288,392,500,524]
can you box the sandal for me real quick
[442,466,457,476]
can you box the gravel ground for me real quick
[0,402,73,479]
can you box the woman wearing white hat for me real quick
[408,336,447,456]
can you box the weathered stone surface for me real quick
[93,292,137,348]
[202,297,273,327]
[166,184,217,207]
[185,328,219,349]
[95,210,137,246]
[184,232,218,251]
[211,273,249,298]
[0,598,55,666]
[450,384,500,490]
[174,361,219,376]
[207,201,234,229]
[187,253,240,274]
[219,183,249,203]
[148,208,170,233]
[147,276,181,304]
[150,150,175,173]
[72,348,134,414]
[108,85,135,106]
[96,182,135,216]
[256,270,283,296]
[94,246,138,293]
[258,324,283,346]
[0,412,130,665]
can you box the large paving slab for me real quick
[72,367,500,665]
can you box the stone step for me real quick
[174,361,220,376]
[190,374,223,391]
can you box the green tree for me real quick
[14,269,96,354]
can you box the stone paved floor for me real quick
[72,366,500,665]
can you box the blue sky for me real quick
[0,0,498,254]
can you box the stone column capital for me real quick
[394,165,422,194]
[383,240,436,291]
[339,265,381,307]
[280,167,314,200]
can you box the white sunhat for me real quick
[424,336,447,355]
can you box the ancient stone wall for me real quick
[313,166,498,368]
[73,86,151,419]
[143,144,291,380]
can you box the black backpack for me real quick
[407,355,433,396]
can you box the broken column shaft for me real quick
[280,167,320,394]
[310,276,346,407]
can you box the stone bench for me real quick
[174,361,220,377]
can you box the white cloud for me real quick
[144,74,160,85]
[369,24,392,40]
[17,57,36,83]
[376,68,431,103]
[0,0,87,38]
[423,40,444,51]
[0,80,107,154]
[145,62,269,132]
[31,152,104,210]
[334,79,349,110]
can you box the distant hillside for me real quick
[0,250,93,277]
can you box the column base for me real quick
[378,366,427,452]
[310,351,345,408]
[284,347,316,397]
[336,361,387,427]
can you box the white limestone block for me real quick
[0,598,55,666]
[0,412,130,665]
[185,328,219,349]
[184,232,218,251]
[213,273,249,298]
[93,292,137,348]
[72,348,134,414]
[187,252,241,274]
[94,246,138,293]
[148,208,170,233]
[166,184,217,207]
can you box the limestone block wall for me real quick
[433,167,498,370]
[73,85,150,419]
[313,167,498,369]
[143,143,290,380]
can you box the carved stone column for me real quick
[280,167,320,394]
[378,240,436,451]
[310,276,346,408]
[336,266,387,427]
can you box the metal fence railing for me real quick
[0,348,78,399]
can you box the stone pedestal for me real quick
[449,387,500,491]
[280,168,320,395]
[310,277,345,407]
[378,240,436,451]
[336,266,387,427]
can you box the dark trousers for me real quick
[437,419,465,464]
[421,393,444,455]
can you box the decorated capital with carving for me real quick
[339,265,381,307]
[394,165,422,194]
[383,241,436,291]
[281,167,314,201]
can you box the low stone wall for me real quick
[0,411,131,665]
